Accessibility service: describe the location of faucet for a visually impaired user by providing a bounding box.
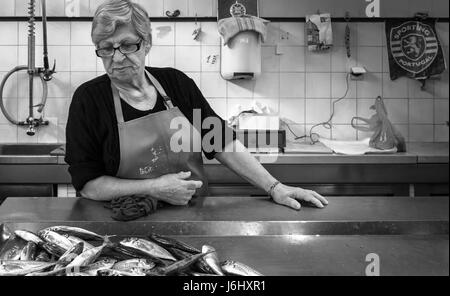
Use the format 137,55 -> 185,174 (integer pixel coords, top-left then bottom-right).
0,0 -> 56,136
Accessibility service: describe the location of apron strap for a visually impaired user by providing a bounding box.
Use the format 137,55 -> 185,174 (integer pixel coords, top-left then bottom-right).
111,70 -> 175,123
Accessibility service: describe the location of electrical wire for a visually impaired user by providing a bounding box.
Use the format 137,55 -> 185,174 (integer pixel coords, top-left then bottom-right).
285,72 -> 351,144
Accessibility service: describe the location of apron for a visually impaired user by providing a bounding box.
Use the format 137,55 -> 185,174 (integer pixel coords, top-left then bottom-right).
111,70 -> 209,197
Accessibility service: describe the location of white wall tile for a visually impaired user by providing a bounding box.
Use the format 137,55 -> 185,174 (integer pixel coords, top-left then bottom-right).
279,98 -> 304,124
17,98 -> 30,125
306,99 -> 330,124
264,22 -> 280,46
356,73 -> 382,98
227,79 -> 254,98
71,22 -> 93,45
253,73 -> 279,98
332,125 -> 357,141
384,99 -> 409,124
175,22 -> 199,46
164,0 -> 188,17
434,125 -> 449,142
152,22 -> 175,46
46,0 -> 65,16
148,46 -> 175,68
37,117 -> 58,143
306,73 -> 331,99
283,123 -> 305,142
0,72 -> 17,98
17,125 -> 37,143
434,99 -> 449,124
188,0 -> 213,17
206,98 -> 227,119
278,23 -> 305,46
332,99 -> 356,124
279,46 -> 305,72
0,98 -> 17,124
306,50 -> 331,72
357,98 -> 376,119
409,125 -> 434,142
383,74 -> 408,99
331,46 -> 357,72
408,79 -> 434,99
70,46 -> 97,71
0,46 -> 18,71
137,0 -> 164,17
0,22 -> 17,45
0,0 -> 14,16
261,46 -> 279,72
358,46 -> 382,73
44,46 -> 71,71
47,22 -> 71,46
394,125 -> 409,142
333,23 -> 357,47
199,22 -> 220,45
201,45 -> 220,72
280,73 -> 304,98
434,72 -> 449,99
306,124 -> 331,140
200,72 -> 226,97
0,124 -> 17,142
57,124 -> 66,143
409,99 -> 434,124
357,23 -> 384,46
44,99 -> 70,124
18,21 -> 43,45
332,73 -> 356,99
47,72 -> 71,98
16,71 -> 43,99
175,46 -> 201,72
77,0 -> 91,17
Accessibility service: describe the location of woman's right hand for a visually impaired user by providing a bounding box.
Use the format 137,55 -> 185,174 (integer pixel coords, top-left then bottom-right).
149,171 -> 203,205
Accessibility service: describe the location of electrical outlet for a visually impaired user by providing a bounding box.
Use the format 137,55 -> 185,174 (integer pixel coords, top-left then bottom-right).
350,66 -> 367,80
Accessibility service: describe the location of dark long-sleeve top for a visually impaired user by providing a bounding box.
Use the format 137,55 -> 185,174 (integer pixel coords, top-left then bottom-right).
65,67 -> 235,192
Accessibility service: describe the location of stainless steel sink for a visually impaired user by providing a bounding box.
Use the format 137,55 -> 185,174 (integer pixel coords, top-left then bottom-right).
0,143 -> 63,156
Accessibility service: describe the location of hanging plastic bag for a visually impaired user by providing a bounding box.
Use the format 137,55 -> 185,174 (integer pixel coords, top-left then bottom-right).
351,96 -> 406,152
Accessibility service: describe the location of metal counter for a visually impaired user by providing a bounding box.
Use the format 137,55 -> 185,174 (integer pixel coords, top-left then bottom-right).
0,196 -> 448,275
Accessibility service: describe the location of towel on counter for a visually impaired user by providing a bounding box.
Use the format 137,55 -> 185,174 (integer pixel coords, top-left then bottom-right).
319,138 -> 398,155
218,15 -> 270,46
306,13 -> 333,51
105,194 -> 159,221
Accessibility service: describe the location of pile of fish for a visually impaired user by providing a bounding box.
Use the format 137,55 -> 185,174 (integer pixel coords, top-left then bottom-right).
0,224 -> 262,276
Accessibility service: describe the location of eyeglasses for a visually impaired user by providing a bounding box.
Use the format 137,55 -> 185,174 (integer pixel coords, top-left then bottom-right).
95,40 -> 142,57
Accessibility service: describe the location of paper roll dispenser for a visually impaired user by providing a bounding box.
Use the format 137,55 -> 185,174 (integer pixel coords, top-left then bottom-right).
218,16 -> 268,80
220,30 -> 261,80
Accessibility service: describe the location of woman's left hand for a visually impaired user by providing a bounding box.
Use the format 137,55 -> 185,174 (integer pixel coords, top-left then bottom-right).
271,183 -> 328,210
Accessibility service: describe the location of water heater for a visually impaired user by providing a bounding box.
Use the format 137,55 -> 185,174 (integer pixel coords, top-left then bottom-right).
220,31 -> 261,80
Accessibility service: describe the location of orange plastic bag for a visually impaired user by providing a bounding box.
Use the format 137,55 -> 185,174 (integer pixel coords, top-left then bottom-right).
351,96 -> 406,152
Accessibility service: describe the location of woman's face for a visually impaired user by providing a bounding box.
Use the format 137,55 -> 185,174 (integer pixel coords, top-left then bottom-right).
97,23 -> 149,83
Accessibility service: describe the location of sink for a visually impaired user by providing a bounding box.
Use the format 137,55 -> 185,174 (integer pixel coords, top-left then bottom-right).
0,144 -> 64,156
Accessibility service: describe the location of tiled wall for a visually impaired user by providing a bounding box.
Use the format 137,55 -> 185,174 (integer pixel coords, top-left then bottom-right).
0,7 -> 449,144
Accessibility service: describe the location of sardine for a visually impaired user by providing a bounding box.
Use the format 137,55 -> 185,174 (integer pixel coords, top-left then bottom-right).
191,272 -> 220,276
35,250 -> 51,262
65,235 -> 94,252
19,242 -> 37,261
220,260 -> 263,276
0,238 -> 27,260
119,237 -> 176,261
14,230 -> 44,246
54,242 -> 84,269
41,241 -> 66,258
44,226 -> 110,241
81,258 -> 117,276
168,247 -> 215,274
0,260 -> 55,276
38,229 -> 73,252
148,233 -> 200,254
112,258 -> 155,271
97,268 -> 146,276
201,245 -> 224,276
66,244 -> 106,267
161,251 -> 211,276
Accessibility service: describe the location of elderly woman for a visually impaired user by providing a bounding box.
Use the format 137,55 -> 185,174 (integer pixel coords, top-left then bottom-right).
65,0 -> 328,210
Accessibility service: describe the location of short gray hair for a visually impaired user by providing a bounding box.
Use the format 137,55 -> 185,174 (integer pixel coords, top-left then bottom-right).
91,0 -> 152,45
